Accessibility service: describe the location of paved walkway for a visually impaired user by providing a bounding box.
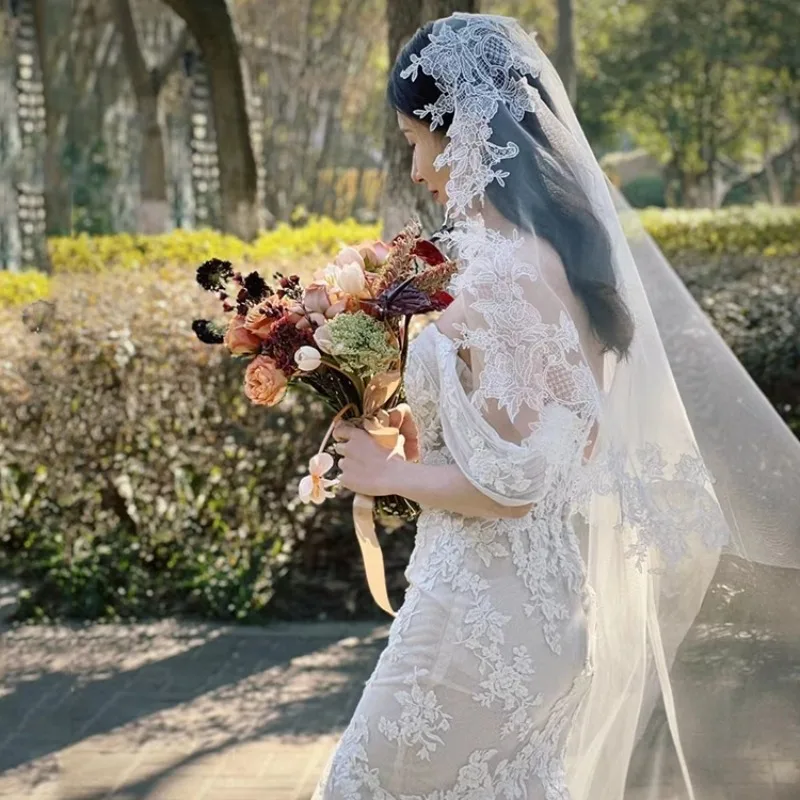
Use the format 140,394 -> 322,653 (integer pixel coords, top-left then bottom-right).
0,561 -> 798,800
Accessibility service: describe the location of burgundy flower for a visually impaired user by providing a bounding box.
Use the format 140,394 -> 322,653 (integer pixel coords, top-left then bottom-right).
243,271 -> 271,304
259,316 -> 316,375
196,259 -> 234,292
411,239 -> 446,266
191,319 -> 226,345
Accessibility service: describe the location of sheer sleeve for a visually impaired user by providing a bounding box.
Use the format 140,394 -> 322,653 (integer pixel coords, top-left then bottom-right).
437,224 -> 602,508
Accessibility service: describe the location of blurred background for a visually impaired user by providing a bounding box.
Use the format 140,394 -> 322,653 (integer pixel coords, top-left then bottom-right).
0,2 -> 798,799
0,0 -> 798,628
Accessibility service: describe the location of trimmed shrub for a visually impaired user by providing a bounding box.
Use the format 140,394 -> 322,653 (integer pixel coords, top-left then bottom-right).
0,271 -> 52,308
639,205 -> 800,259
622,175 -> 667,209
1,208 -> 798,623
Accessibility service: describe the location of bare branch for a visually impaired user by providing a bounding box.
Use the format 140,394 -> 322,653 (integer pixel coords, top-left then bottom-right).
111,0 -> 151,99
154,24 -> 191,88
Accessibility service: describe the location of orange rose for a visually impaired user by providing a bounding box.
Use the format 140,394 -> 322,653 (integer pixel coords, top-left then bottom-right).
224,315 -> 261,355
244,303 -> 279,341
244,355 -> 288,406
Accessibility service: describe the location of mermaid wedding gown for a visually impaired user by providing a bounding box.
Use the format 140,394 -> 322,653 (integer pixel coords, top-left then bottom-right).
311,12 -> 785,798
313,233 -> 603,798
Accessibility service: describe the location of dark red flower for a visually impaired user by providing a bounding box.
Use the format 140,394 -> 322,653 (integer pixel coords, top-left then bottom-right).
429,290 -> 454,310
258,316 -> 316,375
191,319 -> 226,345
411,239 -> 446,266
196,259 -> 234,292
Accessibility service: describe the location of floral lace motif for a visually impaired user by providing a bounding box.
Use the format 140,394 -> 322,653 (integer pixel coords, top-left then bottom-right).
400,14 -> 543,219
378,667 -> 454,761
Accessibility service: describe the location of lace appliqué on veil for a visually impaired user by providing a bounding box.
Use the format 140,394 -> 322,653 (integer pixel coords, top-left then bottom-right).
400,14 -> 544,218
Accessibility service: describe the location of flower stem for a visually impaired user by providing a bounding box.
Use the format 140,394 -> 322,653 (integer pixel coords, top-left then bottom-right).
318,402 -> 359,456
319,359 -> 364,396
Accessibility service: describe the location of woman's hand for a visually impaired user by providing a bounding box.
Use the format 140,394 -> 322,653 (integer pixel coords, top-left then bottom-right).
332,421 -> 407,497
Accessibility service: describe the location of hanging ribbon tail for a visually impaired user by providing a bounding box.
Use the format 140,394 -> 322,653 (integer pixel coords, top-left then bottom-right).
352,493 -> 396,618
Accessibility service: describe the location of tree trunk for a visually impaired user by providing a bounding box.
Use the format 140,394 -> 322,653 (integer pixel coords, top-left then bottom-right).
554,0 -> 577,105
792,138 -> 800,204
161,0 -> 260,241
383,0 -> 479,239
137,93 -> 171,232
422,0 -> 479,21
32,0 -> 70,237
114,0 -> 190,234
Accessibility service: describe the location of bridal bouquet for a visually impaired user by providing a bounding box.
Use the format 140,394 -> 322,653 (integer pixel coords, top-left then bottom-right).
191,220 -> 457,531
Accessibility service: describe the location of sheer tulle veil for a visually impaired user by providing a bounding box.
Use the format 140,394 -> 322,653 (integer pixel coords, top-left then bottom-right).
405,12 -> 800,799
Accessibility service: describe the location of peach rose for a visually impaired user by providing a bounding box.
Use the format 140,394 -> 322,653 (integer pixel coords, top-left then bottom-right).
224,315 -> 262,355
244,303 -> 279,341
244,355 -> 288,406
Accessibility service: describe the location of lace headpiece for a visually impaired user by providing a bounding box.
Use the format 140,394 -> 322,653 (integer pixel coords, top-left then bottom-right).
400,13 -> 544,218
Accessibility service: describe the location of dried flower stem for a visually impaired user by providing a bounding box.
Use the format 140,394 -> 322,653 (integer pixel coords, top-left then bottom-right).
319,359 -> 364,395
318,402 -> 359,456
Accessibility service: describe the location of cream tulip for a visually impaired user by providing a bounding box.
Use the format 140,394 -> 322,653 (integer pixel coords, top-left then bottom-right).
335,262 -> 367,297
295,345 -> 322,372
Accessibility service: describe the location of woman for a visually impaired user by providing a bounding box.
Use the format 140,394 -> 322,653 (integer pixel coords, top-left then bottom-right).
314,13 -> 800,800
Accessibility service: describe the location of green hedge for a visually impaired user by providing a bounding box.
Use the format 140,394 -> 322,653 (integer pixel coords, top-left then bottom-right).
3,207 -> 798,308
1,208 -> 799,622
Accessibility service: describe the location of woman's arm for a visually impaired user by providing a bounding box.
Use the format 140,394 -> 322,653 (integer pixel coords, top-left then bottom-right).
333,422 -> 533,520
385,458 -> 534,520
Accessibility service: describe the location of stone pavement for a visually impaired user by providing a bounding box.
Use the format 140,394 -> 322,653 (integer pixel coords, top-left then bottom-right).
0,619 -> 387,800
0,561 -> 798,800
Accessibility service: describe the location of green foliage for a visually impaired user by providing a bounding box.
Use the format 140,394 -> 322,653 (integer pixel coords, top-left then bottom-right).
675,253 -> 800,435
0,267 -> 341,622
621,176 -> 667,209
638,205 -> 800,258
583,0 -> 793,202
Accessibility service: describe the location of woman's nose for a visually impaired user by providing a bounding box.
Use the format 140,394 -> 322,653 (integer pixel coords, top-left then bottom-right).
410,154 -> 424,185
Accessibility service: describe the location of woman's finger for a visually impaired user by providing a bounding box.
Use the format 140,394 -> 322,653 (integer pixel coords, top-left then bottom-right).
333,441 -> 348,456
332,423 -> 353,442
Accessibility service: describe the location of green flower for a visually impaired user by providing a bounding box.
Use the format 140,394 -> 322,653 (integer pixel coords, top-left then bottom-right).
326,311 -> 398,377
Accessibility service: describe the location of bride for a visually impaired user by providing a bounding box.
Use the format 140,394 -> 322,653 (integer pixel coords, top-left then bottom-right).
313,12 -> 800,800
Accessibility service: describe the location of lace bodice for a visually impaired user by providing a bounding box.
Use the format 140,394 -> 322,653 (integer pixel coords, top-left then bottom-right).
403,321 -> 591,655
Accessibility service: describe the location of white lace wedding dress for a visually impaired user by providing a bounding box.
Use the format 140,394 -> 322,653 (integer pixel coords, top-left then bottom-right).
313,248 -> 601,798
311,12 -> 783,799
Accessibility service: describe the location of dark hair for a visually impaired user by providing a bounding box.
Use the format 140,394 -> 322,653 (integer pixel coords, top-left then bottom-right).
387,22 -> 634,358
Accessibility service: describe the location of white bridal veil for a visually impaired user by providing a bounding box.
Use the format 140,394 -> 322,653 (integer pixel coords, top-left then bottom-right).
405,12 -> 800,799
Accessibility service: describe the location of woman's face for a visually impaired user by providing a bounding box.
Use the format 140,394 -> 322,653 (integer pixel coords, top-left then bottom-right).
396,112 -> 449,205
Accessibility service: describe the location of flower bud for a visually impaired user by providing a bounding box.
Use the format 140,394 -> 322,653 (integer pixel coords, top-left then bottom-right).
295,345 -> 322,372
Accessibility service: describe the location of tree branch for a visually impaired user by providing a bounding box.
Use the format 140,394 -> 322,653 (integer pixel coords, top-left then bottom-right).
154,24 -> 191,89
721,137 -> 799,201
111,0 -> 150,99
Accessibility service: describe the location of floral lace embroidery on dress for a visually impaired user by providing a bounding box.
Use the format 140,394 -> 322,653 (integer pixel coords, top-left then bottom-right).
315,12 -> 733,799
317,326 -> 594,799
